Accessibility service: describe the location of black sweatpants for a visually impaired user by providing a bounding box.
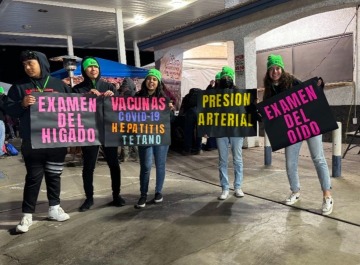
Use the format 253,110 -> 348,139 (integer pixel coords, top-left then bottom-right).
81,145 -> 121,199
21,140 -> 67,213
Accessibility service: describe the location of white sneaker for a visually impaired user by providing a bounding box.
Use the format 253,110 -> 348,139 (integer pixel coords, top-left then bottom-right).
218,190 -> 229,200
285,192 -> 300,205
234,189 -> 244,198
322,197 -> 334,215
48,205 -> 70,222
16,214 -> 33,233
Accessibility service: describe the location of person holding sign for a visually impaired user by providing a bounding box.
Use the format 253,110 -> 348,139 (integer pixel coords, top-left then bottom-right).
4,50 -> 71,233
263,54 -> 333,215
73,56 -> 125,211
216,66 -> 246,200
134,69 -> 171,209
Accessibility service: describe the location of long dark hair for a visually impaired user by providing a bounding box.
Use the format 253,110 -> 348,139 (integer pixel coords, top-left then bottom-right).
263,69 -> 297,99
138,77 -> 166,98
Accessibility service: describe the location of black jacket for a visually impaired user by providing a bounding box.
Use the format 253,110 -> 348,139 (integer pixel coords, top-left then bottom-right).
0,94 -> 6,121
119,77 -> 136,96
72,57 -> 118,95
4,51 -> 69,140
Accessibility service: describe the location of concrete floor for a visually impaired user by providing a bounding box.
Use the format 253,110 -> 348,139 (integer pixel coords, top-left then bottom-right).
0,138 -> 359,265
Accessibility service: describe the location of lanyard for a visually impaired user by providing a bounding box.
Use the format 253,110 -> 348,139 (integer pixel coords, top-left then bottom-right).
34,75 -> 50,92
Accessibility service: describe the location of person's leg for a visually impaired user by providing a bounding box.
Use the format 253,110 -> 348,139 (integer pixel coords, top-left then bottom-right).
284,141 -> 302,205
78,146 -> 99,211
183,111 -> 195,153
21,141 -> 46,213
306,135 -> 333,214
153,145 -> 169,194
216,137 -> 230,199
44,147 -> 69,221
16,141 -> 46,233
104,146 -> 125,206
138,146 -> 153,196
306,135 -> 331,193
285,141 -> 302,193
80,145 -> 99,199
44,147 -> 67,206
135,146 -> 153,208
229,137 -> 244,190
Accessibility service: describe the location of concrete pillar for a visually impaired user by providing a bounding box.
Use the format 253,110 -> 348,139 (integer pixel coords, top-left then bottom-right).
234,36 -> 259,148
133,40 -> 141,67
115,8 -> 127,64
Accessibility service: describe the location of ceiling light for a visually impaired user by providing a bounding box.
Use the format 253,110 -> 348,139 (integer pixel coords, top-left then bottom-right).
170,0 -> 187,9
134,14 -> 146,25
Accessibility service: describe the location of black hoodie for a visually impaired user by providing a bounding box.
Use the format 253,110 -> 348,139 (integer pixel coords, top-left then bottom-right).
72,57 -> 118,95
4,51 -> 70,140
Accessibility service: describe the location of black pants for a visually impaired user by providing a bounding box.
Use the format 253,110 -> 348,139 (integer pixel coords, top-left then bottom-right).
21,140 -> 67,213
81,145 -> 121,199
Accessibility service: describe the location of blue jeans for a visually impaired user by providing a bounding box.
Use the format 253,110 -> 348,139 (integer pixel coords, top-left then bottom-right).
0,121 -> 5,156
216,137 -> 244,191
138,145 -> 169,196
285,135 -> 331,192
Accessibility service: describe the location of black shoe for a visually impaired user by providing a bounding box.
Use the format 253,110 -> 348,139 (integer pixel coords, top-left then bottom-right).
79,198 -> 94,212
111,195 -> 126,207
154,192 -> 163,203
134,196 -> 147,209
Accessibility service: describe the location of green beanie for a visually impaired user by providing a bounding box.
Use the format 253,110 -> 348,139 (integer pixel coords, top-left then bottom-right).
215,72 -> 221,80
82,58 -> 99,70
267,54 -> 284,70
220,66 -> 235,80
0,86 -> 4,94
146,68 -> 162,82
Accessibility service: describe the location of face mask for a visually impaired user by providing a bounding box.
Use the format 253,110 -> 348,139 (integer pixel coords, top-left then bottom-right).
219,78 -> 233,89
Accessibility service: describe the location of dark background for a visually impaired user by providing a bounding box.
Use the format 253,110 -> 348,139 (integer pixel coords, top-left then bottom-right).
0,46 -> 154,83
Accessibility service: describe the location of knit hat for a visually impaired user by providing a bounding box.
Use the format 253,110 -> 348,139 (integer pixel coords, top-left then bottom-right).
215,72 -> 221,80
0,86 -> 4,94
220,66 -> 235,80
267,54 -> 284,70
82,58 -> 99,70
146,69 -> 162,82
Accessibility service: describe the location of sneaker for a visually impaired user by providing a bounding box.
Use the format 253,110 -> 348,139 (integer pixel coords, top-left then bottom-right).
111,195 -> 126,207
285,192 -> 300,205
322,197 -> 334,215
79,198 -> 94,212
48,205 -> 70,221
154,192 -> 163,203
16,214 -> 33,233
218,190 -> 229,200
234,189 -> 244,198
135,196 -> 147,209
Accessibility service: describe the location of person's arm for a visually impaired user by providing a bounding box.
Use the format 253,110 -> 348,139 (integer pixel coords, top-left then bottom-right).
4,85 -> 29,118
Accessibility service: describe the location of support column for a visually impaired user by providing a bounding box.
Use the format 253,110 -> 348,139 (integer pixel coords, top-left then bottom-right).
115,8 -> 127,64
133,40 -> 141,67
234,36 -> 259,148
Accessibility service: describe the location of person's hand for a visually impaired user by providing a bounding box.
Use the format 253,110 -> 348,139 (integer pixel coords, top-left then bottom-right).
22,95 -> 36,108
317,77 -> 324,89
103,90 -> 115,97
90,89 -> 101,96
169,102 -> 175,111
